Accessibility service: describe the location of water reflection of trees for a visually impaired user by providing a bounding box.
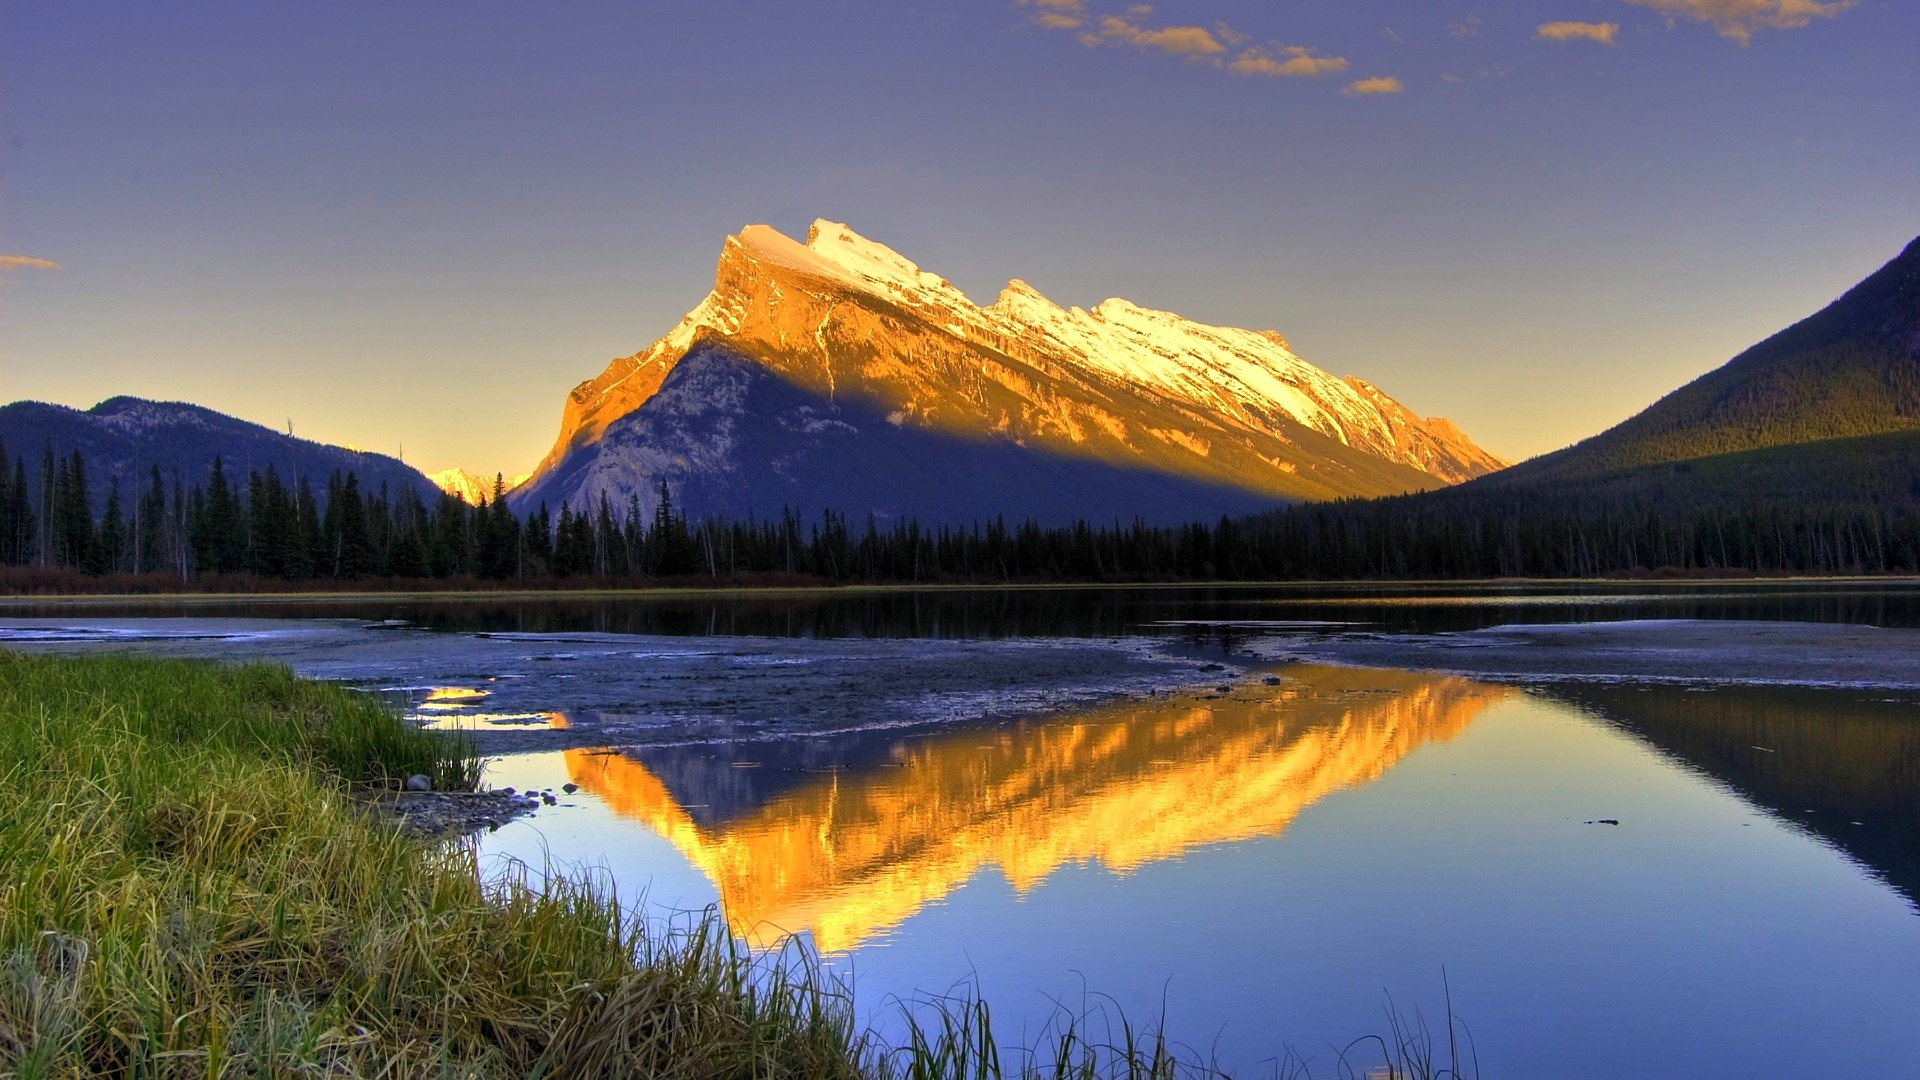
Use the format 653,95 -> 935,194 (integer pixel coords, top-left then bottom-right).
564,666 -> 1511,953
1538,684 -> 1920,910
12,583 -> 1920,638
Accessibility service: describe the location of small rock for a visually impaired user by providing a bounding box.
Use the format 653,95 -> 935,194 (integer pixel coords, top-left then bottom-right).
1262,676 -> 1284,686
541,792 -> 558,806
562,783 -> 579,794
404,774 -> 433,792
1200,663 -> 1226,672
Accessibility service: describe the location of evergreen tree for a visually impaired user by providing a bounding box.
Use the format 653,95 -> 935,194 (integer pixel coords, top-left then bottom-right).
0,438 -> 15,566
94,480 -> 126,575
137,467 -> 167,574
293,475 -> 322,580
428,490 -> 471,577
194,457 -> 244,575
524,502 -> 553,575
323,471 -> 374,578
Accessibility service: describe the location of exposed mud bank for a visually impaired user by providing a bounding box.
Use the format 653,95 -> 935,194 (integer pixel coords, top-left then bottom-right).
1255,619 -> 1920,689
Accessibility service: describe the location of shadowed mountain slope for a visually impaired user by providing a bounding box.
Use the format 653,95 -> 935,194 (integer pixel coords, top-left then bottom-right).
0,396 -> 440,509
531,343 -> 1375,526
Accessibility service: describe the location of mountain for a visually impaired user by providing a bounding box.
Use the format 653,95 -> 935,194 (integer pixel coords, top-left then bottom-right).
1496,235 -> 1920,484
429,467 -> 530,505
0,396 -> 441,509
513,221 -> 1504,524
1230,236 -> 1920,578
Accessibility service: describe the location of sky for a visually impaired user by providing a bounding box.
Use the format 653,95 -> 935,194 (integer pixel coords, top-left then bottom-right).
2,0 -> 1915,476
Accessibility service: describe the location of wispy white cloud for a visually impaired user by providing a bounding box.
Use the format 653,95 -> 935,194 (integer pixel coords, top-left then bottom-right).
1021,3 -> 1359,83
1622,0 -> 1854,44
1449,14 -> 1484,38
1536,20 -> 1621,43
1227,45 -> 1349,78
1343,75 -> 1405,96
0,255 -> 61,271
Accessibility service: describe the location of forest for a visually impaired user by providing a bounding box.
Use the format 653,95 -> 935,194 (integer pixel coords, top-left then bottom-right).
4,434 -> 1919,588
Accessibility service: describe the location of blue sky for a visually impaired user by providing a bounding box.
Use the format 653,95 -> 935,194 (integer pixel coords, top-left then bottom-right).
3,0 -> 1915,475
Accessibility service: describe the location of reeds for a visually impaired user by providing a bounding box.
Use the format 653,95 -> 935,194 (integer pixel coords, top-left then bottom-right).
0,653 -> 1472,1080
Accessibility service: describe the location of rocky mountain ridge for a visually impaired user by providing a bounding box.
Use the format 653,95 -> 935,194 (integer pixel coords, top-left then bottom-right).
516,221 -> 1503,522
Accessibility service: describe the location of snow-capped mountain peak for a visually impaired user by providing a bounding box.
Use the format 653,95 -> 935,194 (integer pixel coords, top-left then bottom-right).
429,467 -> 529,505
518,221 -> 1505,519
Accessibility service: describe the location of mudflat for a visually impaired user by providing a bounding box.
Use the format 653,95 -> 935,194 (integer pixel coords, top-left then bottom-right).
0,618 -> 1241,753
1265,619 -> 1920,689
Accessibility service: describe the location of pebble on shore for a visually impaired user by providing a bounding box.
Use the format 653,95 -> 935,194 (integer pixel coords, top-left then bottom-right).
366,789 -> 541,838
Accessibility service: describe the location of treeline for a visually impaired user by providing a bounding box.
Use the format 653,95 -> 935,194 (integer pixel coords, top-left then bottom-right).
6,438 -> 1920,587
0,441 -> 623,582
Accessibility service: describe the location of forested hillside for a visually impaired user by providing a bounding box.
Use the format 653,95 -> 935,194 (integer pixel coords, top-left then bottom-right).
0,396 -> 439,513
1500,236 -> 1920,481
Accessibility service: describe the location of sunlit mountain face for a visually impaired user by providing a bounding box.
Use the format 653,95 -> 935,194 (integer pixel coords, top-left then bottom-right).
513,222 -> 1505,525
563,665 -> 1512,953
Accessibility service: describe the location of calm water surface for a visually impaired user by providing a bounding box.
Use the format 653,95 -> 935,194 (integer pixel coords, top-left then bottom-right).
12,578 -> 1920,637
476,663 -> 1920,1079
11,583 -> 1920,1076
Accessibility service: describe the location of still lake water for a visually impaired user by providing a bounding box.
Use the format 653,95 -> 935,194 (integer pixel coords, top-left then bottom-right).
9,581 -> 1920,1077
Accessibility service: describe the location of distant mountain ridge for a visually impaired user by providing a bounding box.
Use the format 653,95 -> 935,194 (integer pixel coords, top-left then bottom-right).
1496,235 -> 1920,483
429,467 -> 530,506
1228,235 -> 1920,579
0,396 -> 441,510
514,220 -> 1504,524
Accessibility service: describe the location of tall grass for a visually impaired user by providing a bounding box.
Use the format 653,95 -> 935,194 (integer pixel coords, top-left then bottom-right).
0,653 -> 1472,1080
0,653 -> 865,1079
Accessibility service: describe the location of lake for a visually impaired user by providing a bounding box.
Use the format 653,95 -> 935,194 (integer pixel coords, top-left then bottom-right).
5,581 -> 1919,1078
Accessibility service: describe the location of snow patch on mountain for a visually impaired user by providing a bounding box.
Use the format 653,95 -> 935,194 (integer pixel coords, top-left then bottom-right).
430,467 -> 529,505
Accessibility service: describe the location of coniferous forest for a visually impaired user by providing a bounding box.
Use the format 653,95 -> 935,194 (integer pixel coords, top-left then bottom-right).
4,432 -> 1920,590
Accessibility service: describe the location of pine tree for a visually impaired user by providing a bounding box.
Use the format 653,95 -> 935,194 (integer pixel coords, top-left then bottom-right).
137,467 -> 167,574
194,457 -> 244,575
95,480 -> 126,575
0,438 -> 10,566
293,475 -> 322,580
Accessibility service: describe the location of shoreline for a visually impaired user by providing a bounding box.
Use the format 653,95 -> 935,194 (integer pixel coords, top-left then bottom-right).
4,573 -> 1919,607
1264,619 -> 1920,691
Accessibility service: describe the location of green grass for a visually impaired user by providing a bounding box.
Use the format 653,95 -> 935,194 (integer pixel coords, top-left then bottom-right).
0,653 -> 1471,1080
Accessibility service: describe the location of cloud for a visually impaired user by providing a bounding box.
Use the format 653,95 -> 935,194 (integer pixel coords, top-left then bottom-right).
1622,0 -> 1855,44
1024,2 -> 1362,82
1083,10 -> 1228,56
1022,0 -> 1087,30
0,255 -> 61,271
1450,14 -> 1484,38
1227,45 -> 1349,78
1536,20 -> 1621,43
1343,75 -> 1405,95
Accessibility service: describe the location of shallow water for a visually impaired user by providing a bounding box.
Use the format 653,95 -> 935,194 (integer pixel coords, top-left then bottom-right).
5,587 -> 1919,1077
479,670 -> 1920,1078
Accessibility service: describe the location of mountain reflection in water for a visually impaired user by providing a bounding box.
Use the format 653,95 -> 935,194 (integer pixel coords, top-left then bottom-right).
562,665 -> 1512,952
1538,683 -> 1920,909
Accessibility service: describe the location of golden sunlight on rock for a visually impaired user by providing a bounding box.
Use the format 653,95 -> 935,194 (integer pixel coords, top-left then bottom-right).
564,666 -> 1511,953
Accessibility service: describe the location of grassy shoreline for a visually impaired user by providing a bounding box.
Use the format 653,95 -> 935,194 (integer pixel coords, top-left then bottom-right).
0,653 -> 1469,1079
0,653 -> 871,1079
